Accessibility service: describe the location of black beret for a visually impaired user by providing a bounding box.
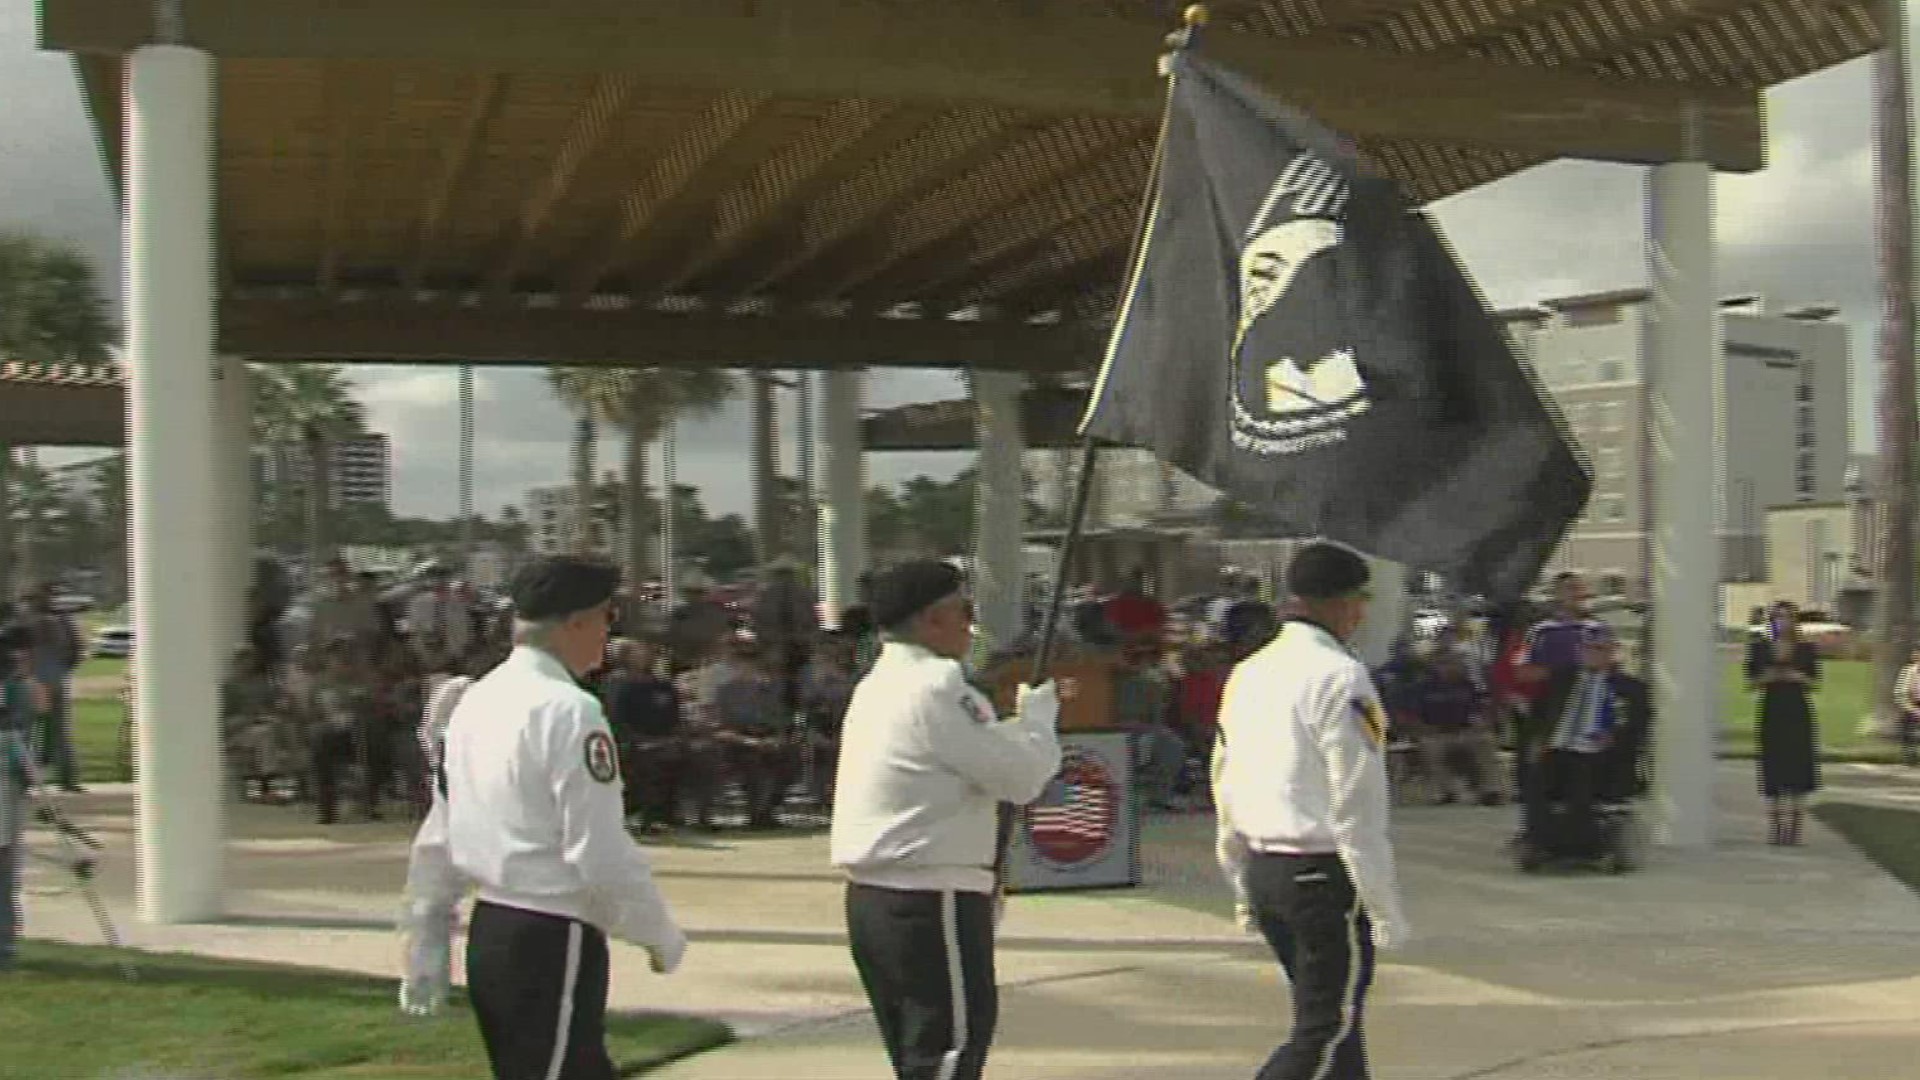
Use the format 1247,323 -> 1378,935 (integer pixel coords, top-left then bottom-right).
511,556 -> 622,622
1286,541 -> 1371,600
870,560 -> 964,630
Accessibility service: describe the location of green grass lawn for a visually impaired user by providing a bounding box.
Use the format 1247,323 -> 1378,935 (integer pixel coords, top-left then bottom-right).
1,941 -> 731,1080
1812,802 -> 1920,895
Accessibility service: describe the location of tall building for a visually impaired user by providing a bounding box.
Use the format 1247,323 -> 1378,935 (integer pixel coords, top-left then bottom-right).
329,434 -> 392,510
524,484 -> 623,559
1500,290 -> 1851,597
262,432 -> 393,511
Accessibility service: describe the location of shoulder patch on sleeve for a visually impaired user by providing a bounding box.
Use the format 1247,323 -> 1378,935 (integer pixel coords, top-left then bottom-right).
959,693 -> 990,724
1352,696 -> 1386,750
584,730 -> 619,784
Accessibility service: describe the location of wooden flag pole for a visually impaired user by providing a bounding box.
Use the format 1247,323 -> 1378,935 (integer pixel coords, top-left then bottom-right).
996,4 -> 1205,898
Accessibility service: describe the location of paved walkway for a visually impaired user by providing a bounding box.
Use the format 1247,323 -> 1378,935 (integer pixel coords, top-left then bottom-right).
19,762 -> 1920,1078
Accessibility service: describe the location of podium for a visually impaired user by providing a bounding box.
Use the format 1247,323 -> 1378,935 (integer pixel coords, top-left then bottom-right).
982,653 -> 1143,893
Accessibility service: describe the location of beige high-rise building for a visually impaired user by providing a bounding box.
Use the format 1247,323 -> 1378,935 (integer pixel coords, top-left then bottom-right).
1499,289 -> 1851,600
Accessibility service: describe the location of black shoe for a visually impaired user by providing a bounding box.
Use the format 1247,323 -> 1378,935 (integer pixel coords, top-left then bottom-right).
1434,793 -> 1458,806
1479,792 -> 1506,808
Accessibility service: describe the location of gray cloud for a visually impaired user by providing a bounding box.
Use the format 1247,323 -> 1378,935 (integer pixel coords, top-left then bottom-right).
1,4 -> 1888,517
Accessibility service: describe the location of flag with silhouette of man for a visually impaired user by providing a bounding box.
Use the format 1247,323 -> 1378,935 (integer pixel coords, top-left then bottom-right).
1079,49 -> 1589,600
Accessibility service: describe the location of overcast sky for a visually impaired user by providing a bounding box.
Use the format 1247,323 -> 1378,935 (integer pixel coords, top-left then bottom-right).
0,0 -> 1888,519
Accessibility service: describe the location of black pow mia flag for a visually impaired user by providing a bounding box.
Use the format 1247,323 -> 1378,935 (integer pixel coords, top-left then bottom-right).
1079,50 -> 1590,601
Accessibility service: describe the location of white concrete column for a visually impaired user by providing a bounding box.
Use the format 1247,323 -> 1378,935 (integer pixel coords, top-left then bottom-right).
971,369 -> 1026,655
1352,557 -> 1408,669
214,355 -> 255,656
126,44 -> 226,923
1646,138 -> 1719,850
819,368 -> 868,627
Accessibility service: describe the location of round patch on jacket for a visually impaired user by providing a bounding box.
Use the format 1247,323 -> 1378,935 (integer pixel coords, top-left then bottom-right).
584,731 -> 619,784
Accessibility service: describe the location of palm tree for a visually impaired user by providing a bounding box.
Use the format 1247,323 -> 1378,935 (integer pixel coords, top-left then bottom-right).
549,367 -> 737,583
0,231 -> 115,601
251,364 -> 366,575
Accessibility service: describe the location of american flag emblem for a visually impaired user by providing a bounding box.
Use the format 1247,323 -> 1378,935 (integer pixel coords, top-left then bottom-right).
1025,749 -> 1119,869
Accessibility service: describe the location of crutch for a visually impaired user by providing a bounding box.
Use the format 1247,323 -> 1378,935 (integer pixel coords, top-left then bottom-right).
9,739 -> 136,981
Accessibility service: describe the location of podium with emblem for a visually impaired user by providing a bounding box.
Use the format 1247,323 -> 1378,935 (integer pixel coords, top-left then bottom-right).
983,653 -> 1143,893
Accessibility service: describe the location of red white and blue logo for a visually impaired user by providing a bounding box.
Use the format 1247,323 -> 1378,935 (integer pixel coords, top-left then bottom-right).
1024,748 -> 1119,871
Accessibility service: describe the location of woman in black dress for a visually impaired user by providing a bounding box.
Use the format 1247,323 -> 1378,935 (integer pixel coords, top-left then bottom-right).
1746,600 -> 1821,846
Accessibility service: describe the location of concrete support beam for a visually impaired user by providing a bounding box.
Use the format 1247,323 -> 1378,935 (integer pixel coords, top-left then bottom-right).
819,369 -> 868,628
1646,137 -> 1719,850
125,43 -> 226,923
971,369 -> 1028,656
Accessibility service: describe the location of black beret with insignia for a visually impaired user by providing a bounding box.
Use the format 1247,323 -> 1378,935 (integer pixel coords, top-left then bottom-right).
870,559 -> 964,631
511,556 -> 622,621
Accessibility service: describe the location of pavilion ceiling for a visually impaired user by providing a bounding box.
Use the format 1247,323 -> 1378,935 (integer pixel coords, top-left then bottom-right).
42,0 -> 1883,372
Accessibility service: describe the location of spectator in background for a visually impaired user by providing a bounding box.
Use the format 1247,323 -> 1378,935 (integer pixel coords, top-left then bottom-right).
1107,591 -> 1187,813
666,585 -> 732,675
406,566 -> 471,668
1411,647 -> 1505,806
753,561 -> 820,718
310,637 -> 376,825
605,638 -> 697,830
799,631 -> 859,809
309,557 -> 380,663
1747,600 -> 1821,846
710,639 -> 797,829
23,583 -> 82,793
1893,644 -> 1920,768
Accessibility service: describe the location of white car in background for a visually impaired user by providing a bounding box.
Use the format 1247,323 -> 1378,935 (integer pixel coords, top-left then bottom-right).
92,625 -> 133,659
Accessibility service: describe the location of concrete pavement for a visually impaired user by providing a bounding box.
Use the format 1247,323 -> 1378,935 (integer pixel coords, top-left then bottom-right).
17,761 -> 1920,1078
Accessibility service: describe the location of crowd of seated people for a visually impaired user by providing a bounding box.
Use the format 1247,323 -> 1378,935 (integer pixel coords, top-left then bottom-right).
591,626 -> 861,832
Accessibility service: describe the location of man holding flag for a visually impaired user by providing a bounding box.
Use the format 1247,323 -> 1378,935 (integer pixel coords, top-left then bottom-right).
1067,14 -> 1589,1078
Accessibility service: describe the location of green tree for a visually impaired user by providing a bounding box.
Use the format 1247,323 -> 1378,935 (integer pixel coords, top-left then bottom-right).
547,367 -> 738,578
250,364 -> 367,570
0,232 -> 115,600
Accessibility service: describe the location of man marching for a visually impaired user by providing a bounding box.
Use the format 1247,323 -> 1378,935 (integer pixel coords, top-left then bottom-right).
830,559 -> 1062,1080
1213,542 -> 1409,1080
399,555 -> 685,1080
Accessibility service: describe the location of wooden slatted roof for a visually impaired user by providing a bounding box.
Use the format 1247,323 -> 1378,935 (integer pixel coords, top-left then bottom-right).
38,0 -> 1884,373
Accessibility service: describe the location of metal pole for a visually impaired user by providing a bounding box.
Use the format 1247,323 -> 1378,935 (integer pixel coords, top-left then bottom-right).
458,365 -> 475,565
797,371 -> 818,575
659,419 -> 677,620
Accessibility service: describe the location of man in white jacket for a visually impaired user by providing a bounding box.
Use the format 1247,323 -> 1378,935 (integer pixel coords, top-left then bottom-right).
1213,541 -> 1408,1080
399,556 -> 684,1080
831,559 -> 1062,1080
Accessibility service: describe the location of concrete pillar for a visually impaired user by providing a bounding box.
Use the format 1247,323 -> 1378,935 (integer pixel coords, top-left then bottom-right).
971,369 -> 1026,655
819,369 -> 868,627
126,44 -> 226,923
214,356 -> 255,657
1352,557 -> 1408,669
1646,132 -> 1719,849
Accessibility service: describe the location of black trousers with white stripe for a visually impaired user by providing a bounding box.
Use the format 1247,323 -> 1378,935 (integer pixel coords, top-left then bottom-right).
467,900 -> 615,1080
845,883 -> 998,1080
1245,853 -> 1376,1080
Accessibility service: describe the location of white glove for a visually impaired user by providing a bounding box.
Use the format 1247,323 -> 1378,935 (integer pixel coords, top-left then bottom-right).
1233,899 -> 1257,936
1370,914 -> 1411,952
1016,680 -> 1060,728
648,926 -> 687,975
397,902 -> 456,1016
